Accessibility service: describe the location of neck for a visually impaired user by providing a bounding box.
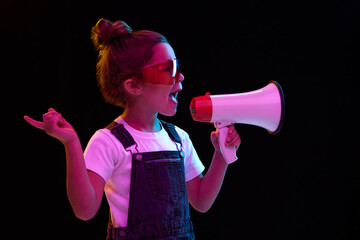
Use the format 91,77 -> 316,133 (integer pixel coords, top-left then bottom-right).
121,107 -> 161,132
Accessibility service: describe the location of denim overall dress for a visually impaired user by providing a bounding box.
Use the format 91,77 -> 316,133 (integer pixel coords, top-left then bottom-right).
106,120 -> 195,240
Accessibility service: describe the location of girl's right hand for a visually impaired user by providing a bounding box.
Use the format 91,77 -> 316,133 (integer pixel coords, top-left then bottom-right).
24,108 -> 78,145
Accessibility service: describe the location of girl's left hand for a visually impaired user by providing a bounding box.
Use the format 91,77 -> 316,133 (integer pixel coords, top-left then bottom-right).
211,125 -> 241,152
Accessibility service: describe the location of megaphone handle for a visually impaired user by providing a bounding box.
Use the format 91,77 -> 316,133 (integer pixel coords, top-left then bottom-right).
215,122 -> 238,164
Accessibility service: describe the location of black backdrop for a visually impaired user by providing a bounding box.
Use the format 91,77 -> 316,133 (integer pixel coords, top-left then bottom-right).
2,1 -> 360,239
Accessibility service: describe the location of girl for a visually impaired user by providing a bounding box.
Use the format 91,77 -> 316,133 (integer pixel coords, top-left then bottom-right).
24,18 -> 240,239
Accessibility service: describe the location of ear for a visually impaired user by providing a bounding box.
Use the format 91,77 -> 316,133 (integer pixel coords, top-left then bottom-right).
123,79 -> 142,96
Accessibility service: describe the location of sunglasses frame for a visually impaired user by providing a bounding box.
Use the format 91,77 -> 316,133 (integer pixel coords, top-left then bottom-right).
140,58 -> 182,85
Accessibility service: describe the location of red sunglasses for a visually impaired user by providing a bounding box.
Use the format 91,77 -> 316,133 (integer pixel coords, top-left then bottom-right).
140,58 -> 182,85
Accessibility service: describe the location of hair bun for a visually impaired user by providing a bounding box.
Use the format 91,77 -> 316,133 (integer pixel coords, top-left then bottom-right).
91,18 -> 133,50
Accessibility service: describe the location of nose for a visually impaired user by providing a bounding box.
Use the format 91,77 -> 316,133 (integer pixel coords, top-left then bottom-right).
175,73 -> 184,90
178,73 -> 185,82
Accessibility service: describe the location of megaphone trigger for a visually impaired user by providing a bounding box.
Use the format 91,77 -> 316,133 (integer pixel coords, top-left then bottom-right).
214,121 -> 233,129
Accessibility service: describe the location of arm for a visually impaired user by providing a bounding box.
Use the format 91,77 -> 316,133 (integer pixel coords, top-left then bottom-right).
64,137 -> 105,220
24,108 -> 104,220
187,125 -> 240,213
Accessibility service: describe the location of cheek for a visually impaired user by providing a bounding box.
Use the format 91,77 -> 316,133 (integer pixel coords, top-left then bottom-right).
142,85 -> 171,102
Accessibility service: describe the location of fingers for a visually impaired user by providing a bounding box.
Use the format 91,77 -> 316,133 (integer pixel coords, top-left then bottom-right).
24,108 -> 61,131
24,115 -> 45,130
225,125 -> 241,147
42,109 -> 64,133
43,108 -> 61,120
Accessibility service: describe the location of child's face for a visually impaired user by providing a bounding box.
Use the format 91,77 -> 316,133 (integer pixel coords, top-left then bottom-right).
139,43 -> 184,117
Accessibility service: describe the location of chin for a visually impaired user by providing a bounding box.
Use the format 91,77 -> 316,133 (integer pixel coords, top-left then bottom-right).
160,108 -> 177,117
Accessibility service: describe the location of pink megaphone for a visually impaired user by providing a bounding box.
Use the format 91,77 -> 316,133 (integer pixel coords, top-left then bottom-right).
189,81 -> 285,164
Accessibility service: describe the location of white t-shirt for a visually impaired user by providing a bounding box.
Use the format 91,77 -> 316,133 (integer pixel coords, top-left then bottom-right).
84,117 -> 205,227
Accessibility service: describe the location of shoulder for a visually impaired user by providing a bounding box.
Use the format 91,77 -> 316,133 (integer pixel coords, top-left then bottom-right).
87,128 -> 119,147
160,120 -> 191,141
171,123 -> 193,149
84,128 -> 127,163
174,125 -> 190,141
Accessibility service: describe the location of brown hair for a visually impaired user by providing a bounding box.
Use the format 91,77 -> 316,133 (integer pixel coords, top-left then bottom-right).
91,18 -> 168,107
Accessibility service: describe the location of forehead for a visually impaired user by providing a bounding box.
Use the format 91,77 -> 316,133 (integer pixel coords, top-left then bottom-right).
145,43 -> 176,68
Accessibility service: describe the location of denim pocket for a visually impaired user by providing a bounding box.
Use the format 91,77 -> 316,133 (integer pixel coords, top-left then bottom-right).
144,159 -> 186,204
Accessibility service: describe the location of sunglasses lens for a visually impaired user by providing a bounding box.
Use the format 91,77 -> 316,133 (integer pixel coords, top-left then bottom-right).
177,59 -> 182,73
174,59 -> 182,83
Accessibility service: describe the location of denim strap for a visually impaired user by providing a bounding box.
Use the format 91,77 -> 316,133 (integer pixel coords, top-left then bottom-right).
159,120 -> 182,144
106,122 -> 136,149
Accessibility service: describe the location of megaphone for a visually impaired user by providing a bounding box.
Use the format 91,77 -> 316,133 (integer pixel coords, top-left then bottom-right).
189,81 -> 285,164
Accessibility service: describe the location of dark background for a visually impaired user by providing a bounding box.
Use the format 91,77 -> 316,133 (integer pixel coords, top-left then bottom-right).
2,1 -> 360,239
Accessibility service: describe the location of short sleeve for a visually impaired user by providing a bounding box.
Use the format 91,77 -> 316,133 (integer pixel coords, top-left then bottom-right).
84,130 -> 118,183
175,127 -> 205,182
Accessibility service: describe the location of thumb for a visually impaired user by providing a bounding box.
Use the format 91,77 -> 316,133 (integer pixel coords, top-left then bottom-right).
211,129 -> 220,139
24,115 -> 45,130
210,129 -> 220,146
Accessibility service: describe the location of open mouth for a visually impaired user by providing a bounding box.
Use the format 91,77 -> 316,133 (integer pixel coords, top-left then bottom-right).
169,91 -> 179,103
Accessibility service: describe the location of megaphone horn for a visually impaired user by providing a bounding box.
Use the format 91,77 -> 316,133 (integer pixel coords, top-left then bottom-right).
189,81 -> 285,163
